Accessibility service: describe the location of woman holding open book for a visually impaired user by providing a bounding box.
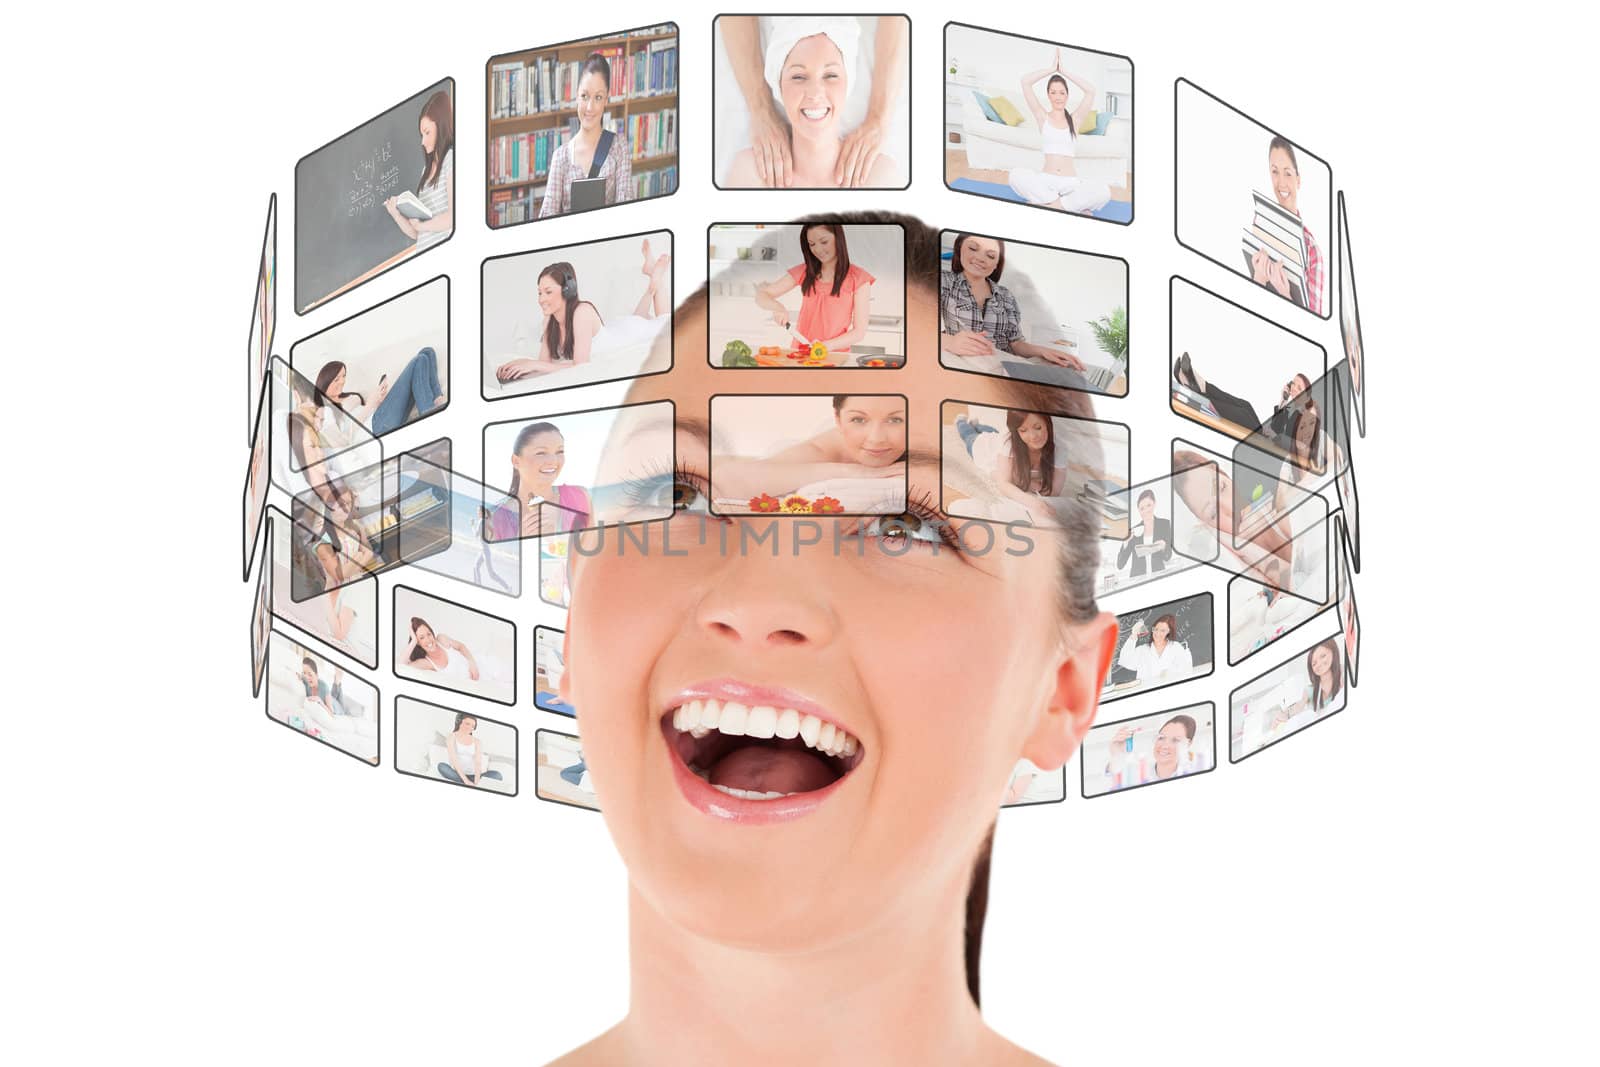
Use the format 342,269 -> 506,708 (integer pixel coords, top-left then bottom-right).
1249,136 -> 1323,314
384,89 -> 454,252
539,53 -> 634,218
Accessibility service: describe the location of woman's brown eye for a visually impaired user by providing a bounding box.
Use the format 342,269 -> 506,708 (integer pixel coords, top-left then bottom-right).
672,482 -> 702,510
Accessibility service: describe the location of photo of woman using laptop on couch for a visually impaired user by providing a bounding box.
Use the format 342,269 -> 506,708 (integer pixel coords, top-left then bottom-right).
542,211 -> 1119,1066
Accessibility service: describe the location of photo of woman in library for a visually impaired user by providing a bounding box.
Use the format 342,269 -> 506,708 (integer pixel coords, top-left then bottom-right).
384,88 -> 454,252
539,53 -> 633,218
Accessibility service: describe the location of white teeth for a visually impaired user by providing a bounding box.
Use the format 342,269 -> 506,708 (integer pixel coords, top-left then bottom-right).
774,708 -> 801,739
745,705 -> 778,739
669,701 -> 860,759
798,714 -> 822,748
801,107 -> 829,119
719,701 -> 749,736
818,722 -> 836,752
841,735 -> 856,757
698,699 -> 722,730
708,783 -> 793,800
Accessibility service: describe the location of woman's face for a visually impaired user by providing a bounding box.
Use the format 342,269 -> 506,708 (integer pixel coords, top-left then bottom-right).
958,237 -> 1001,280
1269,147 -> 1301,215
537,274 -> 566,317
1152,621 -> 1171,645
1138,495 -> 1155,524
419,116 -> 436,155
416,625 -> 438,653
1153,723 -> 1186,763
834,397 -> 905,467
459,717 -> 477,736
1047,79 -> 1069,113
1311,645 -> 1335,680
804,226 -> 838,267
562,284 -> 1112,953
780,34 -> 848,134
329,366 -> 346,396
1015,413 -> 1050,451
513,431 -> 565,492
577,72 -> 609,132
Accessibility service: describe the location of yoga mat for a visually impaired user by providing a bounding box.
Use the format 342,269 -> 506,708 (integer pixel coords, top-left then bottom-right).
948,178 -> 1132,223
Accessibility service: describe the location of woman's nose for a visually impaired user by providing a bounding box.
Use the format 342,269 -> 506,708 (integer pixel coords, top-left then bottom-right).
692,537 -> 840,651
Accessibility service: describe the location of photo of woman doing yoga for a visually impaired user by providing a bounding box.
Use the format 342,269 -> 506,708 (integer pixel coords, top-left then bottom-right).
545,210 -> 1121,1066
539,53 -> 633,218
1005,48 -> 1113,216
495,239 -> 672,383
404,617 -> 480,683
719,16 -> 906,188
489,422 -> 593,539
384,89 -> 454,252
750,224 -> 875,362
441,714 -> 505,788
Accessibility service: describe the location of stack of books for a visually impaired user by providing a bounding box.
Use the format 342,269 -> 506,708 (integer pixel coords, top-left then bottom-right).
1078,479 -> 1129,524
1240,190 -> 1309,308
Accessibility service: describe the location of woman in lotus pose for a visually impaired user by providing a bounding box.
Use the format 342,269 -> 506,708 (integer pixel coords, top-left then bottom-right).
1006,47 -> 1112,216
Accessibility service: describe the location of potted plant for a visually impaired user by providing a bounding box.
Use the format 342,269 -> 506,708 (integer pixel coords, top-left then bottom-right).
1086,306 -> 1128,368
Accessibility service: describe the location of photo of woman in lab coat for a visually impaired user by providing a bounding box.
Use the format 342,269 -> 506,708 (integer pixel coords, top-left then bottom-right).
1116,612 -> 1194,683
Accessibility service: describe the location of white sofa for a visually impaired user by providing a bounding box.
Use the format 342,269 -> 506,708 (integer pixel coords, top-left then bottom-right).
269,659 -> 379,764
958,86 -> 1130,185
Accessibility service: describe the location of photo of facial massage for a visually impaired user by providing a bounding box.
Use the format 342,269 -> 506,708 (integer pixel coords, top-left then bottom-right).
393,585 -> 516,706
1081,702 -> 1216,798
291,276 -> 449,441
534,626 -> 575,717
707,222 -> 905,369
1001,758 -> 1066,807
264,631 -> 379,766
938,230 -> 1128,396
485,231 -> 673,397
1338,192 -> 1366,437
707,393 -> 909,516
245,193 -> 275,443
481,400 -> 675,538
1102,593 -> 1214,703
395,697 -> 518,795
535,729 -> 597,812
268,506 -> 379,668
1170,276 -> 1327,471
943,24 -> 1133,223
1175,78 -> 1332,318
1226,563 -> 1332,666
940,400 -> 1130,534
1169,440 -> 1331,605
713,15 -> 908,189
1338,521 -> 1360,686
1230,634 -> 1346,761
251,551 -> 270,698
487,25 -> 678,227
295,79 -> 455,313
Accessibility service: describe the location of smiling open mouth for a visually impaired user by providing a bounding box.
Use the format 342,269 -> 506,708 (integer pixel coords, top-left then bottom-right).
799,106 -> 832,121
661,699 -> 865,801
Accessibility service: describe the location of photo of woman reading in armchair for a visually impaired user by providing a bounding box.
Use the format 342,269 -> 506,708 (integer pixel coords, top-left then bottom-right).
494,240 -> 672,385
749,223 -> 876,365
383,89 -> 454,253
1006,48 -> 1113,216
539,53 -> 633,219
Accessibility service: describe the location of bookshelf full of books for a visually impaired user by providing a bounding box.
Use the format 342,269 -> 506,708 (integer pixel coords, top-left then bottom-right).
487,25 -> 679,228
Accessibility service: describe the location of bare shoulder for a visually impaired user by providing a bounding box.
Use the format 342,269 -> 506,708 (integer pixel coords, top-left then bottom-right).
542,1024 -> 624,1066
724,148 -> 759,187
981,1026 -> 1060,1067
865,152 -> 901,188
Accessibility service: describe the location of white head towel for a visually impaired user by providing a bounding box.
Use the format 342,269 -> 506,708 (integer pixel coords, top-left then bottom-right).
763,17 -> 861,105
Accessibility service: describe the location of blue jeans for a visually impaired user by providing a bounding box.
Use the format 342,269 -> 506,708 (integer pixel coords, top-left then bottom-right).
559,760 -> 587,786
371,347 -> 442,435
437,763 -> 504,785
954,413 -> 999,457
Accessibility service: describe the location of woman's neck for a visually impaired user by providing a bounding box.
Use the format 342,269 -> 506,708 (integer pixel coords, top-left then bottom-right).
606,878 -> 994,1066
1155,756 -> 1179,778
1152,638 -> 1166,653
963,271 -> 989,291
788,128 -> 844,184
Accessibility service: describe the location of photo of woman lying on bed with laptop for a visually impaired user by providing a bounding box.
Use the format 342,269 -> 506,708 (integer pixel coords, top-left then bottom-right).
488,233 -> 673,396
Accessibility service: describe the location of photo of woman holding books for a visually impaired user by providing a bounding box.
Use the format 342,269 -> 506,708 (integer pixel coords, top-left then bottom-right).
383,89 -> 454,252
539,53 -> 633,217
1246,136 -> 1323,314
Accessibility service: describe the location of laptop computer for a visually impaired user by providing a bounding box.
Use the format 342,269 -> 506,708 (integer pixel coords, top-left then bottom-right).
999,358 -> 1118,394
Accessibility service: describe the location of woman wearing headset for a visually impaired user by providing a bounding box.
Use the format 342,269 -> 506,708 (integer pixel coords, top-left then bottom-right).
1116,613 -> 1194,685
545,212 -> 1120,1065
494,240 -> 673,384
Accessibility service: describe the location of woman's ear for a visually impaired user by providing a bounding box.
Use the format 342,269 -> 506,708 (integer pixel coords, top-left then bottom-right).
1021,611 -> 1119,771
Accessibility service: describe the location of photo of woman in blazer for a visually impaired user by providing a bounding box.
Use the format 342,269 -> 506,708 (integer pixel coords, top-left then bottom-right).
1117,489 -> 1173,577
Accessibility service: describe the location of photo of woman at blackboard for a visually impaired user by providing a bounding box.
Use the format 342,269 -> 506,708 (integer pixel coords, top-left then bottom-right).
384,89 -> 454,251
539,54 -> 633,218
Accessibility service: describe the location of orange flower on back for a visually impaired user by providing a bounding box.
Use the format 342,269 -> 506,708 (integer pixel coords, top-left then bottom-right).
811,496 -> 843,514
749,493 -> 781,513
780,495 -> 812,513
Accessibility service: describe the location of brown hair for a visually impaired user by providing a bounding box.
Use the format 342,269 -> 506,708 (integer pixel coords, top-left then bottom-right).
1306,637 -> 1342,710
951,232 -> 1005,283
418,89 -> 454,192
662,210 -> 1103,1009
798,222 -> 852,297
1268,134 -> 1300,174
1151,613 -> 1179,641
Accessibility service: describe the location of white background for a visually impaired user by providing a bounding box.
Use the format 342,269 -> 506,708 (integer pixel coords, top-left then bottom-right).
8,2 -> 1591,1065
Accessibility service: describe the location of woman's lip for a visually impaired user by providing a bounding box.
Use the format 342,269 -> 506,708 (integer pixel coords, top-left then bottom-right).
658,717 -> 854,825
660,676 -> 855,738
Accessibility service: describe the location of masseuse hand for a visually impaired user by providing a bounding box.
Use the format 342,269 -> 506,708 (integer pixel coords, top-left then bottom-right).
836,113 -> 888,188
748,102 -> 793,188
946,330 -> 996,357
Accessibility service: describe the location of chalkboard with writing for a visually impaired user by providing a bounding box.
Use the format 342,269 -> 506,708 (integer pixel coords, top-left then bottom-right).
1107,590 -> 1215,688
295,78 -> 453,313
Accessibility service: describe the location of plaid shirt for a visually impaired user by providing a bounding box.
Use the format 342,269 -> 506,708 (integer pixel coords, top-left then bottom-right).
940,270 -> 1023,352
539,133 -> 632,218
1302,225 -> 1324,315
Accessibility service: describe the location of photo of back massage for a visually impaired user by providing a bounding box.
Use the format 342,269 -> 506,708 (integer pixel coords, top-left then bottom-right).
708,222 -> 905,368
707,393 -> 909,516
486,232 -> 672,397
535,729 -> 597,812
264,631 -> 379,766
393,585 -> 516,706
1230,635 -> 1345,761
482,401 -> 675,539
941,401 -> 1130,534
713,15 -> 908,189
943,24 -> 1133,223
1081,703 -> 1215,798
396,698 -> 517,795
292,276 -> 448,441
1175,78 -> 1331,318
938,230 -> 1128,396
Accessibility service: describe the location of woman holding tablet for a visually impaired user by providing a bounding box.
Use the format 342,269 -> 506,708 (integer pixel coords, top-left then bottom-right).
539,54 -> 633,218
383,89 -> 454,251
1005,47 -> 1113,216
752,223 -> 874,362
939,233 -> 1086,369
1116,613 -> 1194,683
